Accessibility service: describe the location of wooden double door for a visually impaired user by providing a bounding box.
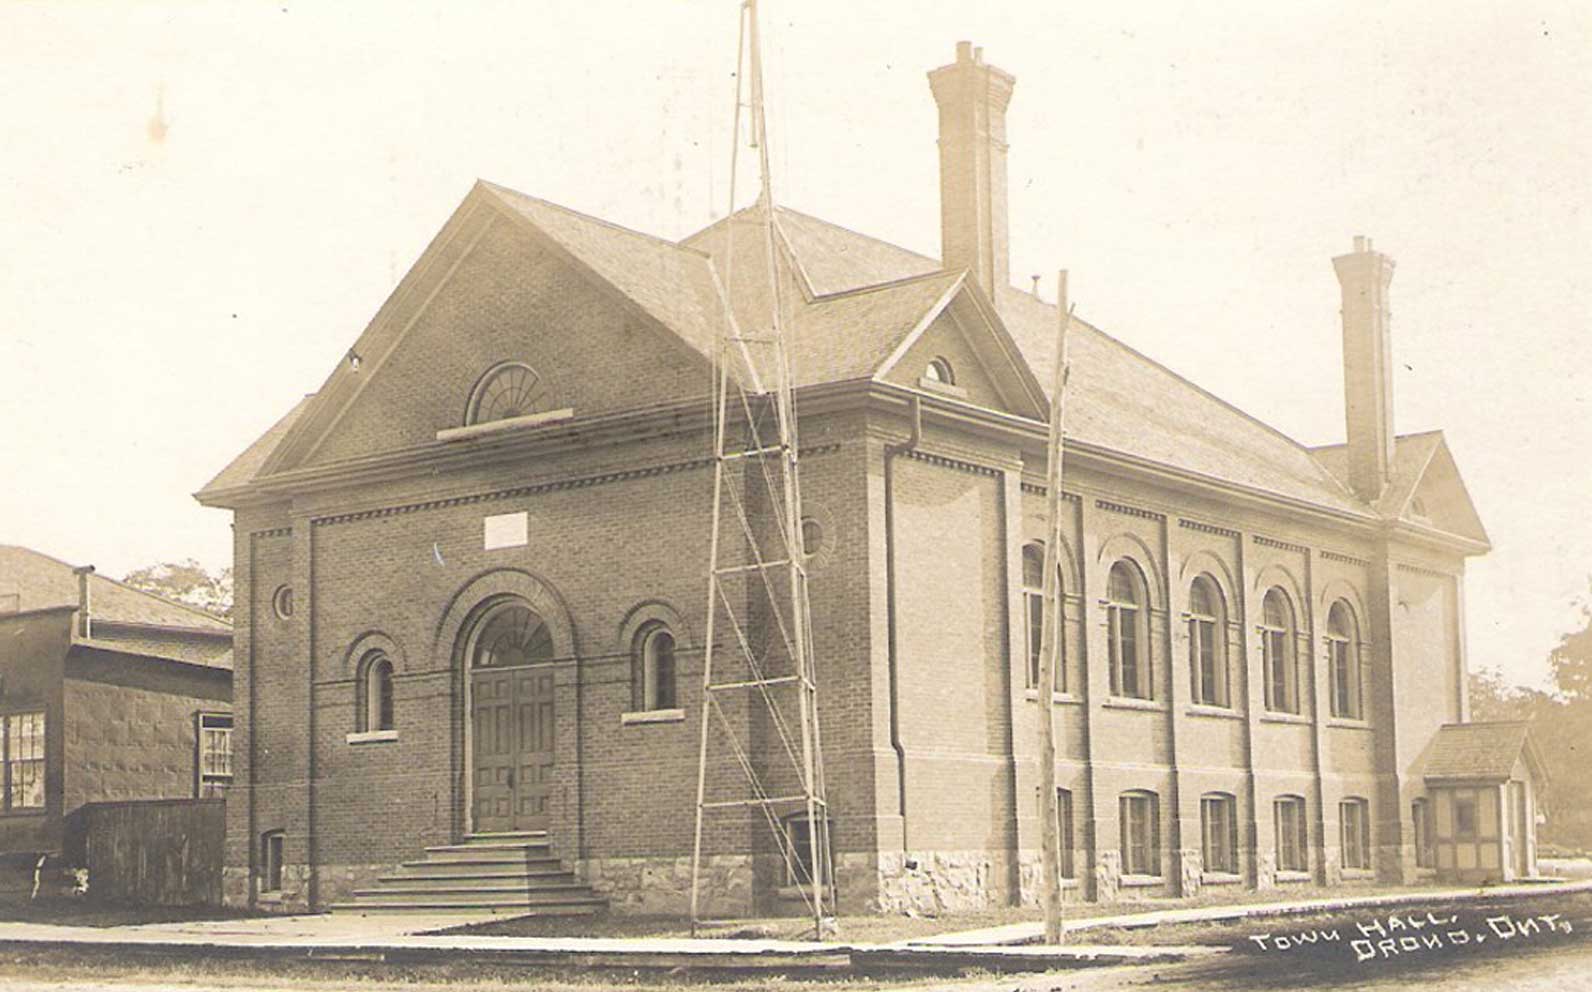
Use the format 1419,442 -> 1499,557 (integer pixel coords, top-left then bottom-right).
471,666 -> 555,833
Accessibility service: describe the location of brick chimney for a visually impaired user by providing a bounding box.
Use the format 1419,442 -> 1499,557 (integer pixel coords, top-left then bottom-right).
1333,236 -> 1397,502
72,564 -> 95,638
928,42 -> 1015,298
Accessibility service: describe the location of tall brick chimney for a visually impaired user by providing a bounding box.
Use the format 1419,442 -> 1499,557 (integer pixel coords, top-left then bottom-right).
928,42 -> 1015,298
1333,236 -> 1397,502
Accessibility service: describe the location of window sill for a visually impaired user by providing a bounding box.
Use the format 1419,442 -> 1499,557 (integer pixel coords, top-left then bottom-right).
1119,873 -> 1164,888
1201,871 -> 1243,886
1276,869 -> 1312,883
257,890 -> 286,903
0,808 -> 46,819
1023,689 -> 1082,705
1104,697 -> 1166,713
620,708 -> 685,726
1186,704 -> 1242,721
346,730 -> 398,745
436,407 -> 575,442
1259,711 -> 1310,726
1326,717 -> 1371,730
916,377 -> 969,400
1341,868 -> 1374,880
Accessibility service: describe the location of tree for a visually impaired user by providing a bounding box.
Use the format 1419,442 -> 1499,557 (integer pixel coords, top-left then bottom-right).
122,559 -> 233,620
1549,577 -> 1592,703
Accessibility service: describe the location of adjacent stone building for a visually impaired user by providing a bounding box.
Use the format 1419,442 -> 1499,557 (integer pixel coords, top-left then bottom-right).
197,42 -> 1537,915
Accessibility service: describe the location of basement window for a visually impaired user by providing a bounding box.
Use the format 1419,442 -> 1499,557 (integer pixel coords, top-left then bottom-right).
261,831 -> 285,893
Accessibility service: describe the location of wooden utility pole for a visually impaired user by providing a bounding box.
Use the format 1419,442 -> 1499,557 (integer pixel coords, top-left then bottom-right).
1036,271 -> 1074,945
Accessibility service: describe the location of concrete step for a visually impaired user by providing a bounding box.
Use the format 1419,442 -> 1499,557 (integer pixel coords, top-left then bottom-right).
422,842 -> 553,862
347,888 -> 606,908
461,831 -> 548,845
381,868 -> 576,885
329,900 -> 603,917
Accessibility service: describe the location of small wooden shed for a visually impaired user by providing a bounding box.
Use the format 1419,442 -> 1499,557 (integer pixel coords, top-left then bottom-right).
1421,721 -> 1547,884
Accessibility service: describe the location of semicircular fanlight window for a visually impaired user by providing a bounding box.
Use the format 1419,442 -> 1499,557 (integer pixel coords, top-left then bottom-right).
471,601 -> 555,668
469,363 -> 541,425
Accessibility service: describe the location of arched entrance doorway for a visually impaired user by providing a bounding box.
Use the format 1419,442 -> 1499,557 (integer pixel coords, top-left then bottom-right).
464,596 -> 556,833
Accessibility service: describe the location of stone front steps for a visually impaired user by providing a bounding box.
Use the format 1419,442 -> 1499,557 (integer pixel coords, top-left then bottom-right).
330,831 -> 607,917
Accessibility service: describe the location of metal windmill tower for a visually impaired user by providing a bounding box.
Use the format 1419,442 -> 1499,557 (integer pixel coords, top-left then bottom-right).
688,0 -> 834,937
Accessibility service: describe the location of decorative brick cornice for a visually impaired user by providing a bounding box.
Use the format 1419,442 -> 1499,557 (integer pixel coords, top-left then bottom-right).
250,526 -> 293,539
1019,481 -> 1081,502
903,448 -> 1000,478
313,457 -> 715,528
1395,561 -> 1456,580
1096,499 -> 1164,522
1320,549 -> 1370,567
1253,534 -> 1309,555
1178,518 -> 1239,538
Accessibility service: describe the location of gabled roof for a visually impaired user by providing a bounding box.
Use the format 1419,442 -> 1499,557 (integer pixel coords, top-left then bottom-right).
0,546 -> 231,634
201,182 -> 1480,538
1311,431 -> 1489,545
1424,721 -> 1546,784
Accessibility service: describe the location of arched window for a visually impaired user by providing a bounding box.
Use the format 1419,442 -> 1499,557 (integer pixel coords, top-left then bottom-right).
470,600 -> 555,668
924,357 -> 955,385
357,651 -> 395,733
466,362 -> 542,426
1340,797 -> 1371,870
1022,543 -> 1064,692
1261,588 -> 1299,714
1274,795 -> 1308,872
634,624 -> 678,711
1188,575 -> 1228,707
1108,560 -> 1151,699
1119,790 -> 1161,877
1201,792 -> 1239,874
1327,601 -> 1362,719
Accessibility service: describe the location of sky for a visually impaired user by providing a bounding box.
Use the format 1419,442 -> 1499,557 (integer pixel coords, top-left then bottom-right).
2,1 -> 1588,690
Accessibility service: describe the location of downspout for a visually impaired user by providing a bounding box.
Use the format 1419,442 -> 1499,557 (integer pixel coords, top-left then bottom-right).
884,394 -> 923,852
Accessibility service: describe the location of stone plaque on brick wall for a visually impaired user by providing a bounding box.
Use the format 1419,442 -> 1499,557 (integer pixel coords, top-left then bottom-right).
483,511 -> 528,550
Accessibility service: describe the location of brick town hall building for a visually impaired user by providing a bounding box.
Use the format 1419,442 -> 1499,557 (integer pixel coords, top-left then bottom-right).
198,43 -> 1541,915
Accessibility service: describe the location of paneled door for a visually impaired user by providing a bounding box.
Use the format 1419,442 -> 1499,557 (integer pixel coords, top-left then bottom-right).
472,667 -> 555,832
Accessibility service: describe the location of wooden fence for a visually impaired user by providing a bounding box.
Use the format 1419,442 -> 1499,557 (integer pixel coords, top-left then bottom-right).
63,798 -> 224,906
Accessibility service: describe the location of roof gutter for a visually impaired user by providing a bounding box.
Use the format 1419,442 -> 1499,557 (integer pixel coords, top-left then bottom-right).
883,393 -> 923,853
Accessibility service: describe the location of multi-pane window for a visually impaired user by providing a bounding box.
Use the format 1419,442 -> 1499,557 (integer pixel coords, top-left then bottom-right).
1023,543 -> 1064,692
1275,796 -> 1308,873
1188,576 -> 1228,707
1341,798 -> 1371,870
1261,589 -> 1299,714
3,712 -> 45,811
261,830 -> 285,893
1107,560 -> 1151,700
1201,793 -> 1239,874
1327,601 -> 1362,719
637,625 -> 678,711
358,652 -> 395,733
196,713 -> 233,798
1055,788 -> 1076,879
1120,790 -> 1161,876
1412,799 -> 1433,869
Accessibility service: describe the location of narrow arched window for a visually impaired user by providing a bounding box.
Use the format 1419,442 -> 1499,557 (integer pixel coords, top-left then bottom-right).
1119,790 -> 1161,877
1200,792 -> 1239,874
1022,543 -> 1064,692
357,651 -> 395,733
1108,560 -> 1150,699
1274,795 -> 1308,872
635,624 -> 678,711
1340,797 -> 1371,870
1188,575 -> 1228,708
1327,601 -> 1362,720
1261,588 -> 1299,714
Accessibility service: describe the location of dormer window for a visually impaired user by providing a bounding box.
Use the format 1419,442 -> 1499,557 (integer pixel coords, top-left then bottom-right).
467,362 -> 542,426
924,357 -> 955,385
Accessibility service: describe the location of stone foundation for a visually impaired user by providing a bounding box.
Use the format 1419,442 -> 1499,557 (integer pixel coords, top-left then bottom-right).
580,855 -> 754,917
873,850 -> 1016,915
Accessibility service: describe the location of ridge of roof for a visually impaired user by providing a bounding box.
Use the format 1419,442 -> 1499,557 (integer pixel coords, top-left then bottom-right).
0,545 -> 231,631
480,180 -> 714,260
